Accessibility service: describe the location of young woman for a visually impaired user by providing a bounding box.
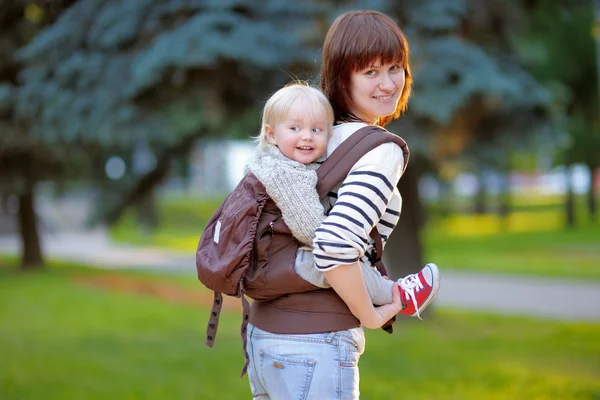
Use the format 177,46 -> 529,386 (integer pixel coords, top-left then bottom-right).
246,10 -> 439,399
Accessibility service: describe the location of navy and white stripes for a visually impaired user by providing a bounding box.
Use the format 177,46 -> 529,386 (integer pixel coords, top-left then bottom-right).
313,123 -> 404,271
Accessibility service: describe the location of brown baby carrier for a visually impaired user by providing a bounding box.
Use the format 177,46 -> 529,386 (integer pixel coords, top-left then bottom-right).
196,125 -> 409,375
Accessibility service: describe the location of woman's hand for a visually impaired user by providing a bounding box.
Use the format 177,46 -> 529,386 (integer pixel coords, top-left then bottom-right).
371,282 -> 404,327
322,263 -> 403,329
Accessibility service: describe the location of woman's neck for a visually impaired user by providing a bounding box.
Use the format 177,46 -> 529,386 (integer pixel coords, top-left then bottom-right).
344,108 -> 378,125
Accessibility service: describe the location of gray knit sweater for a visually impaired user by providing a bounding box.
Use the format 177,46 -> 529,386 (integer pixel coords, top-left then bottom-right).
244,145 -> 394,305
244,145 -> 324,247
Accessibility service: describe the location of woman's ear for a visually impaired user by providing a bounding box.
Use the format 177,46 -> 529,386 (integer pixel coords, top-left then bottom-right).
265,125 -> 277,145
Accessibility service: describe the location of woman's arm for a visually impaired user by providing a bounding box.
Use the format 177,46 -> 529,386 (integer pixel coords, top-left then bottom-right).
323,261 -> 403,329
313,141 -> 405,325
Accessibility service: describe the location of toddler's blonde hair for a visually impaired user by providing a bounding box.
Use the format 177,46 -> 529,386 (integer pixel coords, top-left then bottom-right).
257,82 -> 334,149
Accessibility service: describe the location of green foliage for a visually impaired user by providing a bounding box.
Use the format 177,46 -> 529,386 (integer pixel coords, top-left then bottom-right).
0,84 -> 16,115
4,0 -> 332,234
388,0 -> 553,159
516,0 -> 596,94
402,0 -> 467,33
513,0 -> 598,168
409,37 -> 551,125
14,0 -> 326,145
1,262 -> 598,399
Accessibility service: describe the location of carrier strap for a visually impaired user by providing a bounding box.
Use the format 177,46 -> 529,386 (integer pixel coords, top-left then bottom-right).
206,291 -> 223,348
240,293 -> 251,377
206,288 -> 252,377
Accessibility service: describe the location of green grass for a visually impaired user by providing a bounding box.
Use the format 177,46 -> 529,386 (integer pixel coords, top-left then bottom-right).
425,221 -> 600,280
110,196 -> 224,252
1,260 -> 599,399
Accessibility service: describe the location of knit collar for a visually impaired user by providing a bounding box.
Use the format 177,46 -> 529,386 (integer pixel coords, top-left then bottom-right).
245,144 -> 321,175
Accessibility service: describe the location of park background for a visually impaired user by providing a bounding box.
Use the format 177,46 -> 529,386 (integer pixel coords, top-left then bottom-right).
1,0 -> 599,399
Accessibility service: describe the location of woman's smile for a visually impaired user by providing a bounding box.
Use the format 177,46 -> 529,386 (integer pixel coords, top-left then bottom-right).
373,92 -> 396,102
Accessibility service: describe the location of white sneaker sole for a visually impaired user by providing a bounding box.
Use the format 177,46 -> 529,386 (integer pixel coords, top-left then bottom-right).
411,263 -> 440,317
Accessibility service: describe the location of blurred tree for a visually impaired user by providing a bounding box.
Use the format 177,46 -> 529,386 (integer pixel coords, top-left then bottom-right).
0,0 -> 78,269
513,0 -> 599,226
6,0 -> 329,268
380,0 -> 552,276
3,0 -> 558,277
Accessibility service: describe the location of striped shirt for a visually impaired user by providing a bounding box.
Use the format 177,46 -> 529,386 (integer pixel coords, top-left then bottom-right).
313,122 -> 404,271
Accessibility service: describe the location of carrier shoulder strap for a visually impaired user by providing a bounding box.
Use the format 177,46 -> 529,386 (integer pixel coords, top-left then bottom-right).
316,126 -> 409,199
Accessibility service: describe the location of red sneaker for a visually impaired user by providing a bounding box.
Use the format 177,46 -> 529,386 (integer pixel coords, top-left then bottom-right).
397,263 -> 440,319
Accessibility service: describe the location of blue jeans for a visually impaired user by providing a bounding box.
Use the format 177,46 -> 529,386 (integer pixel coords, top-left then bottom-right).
246,323 -> 366,400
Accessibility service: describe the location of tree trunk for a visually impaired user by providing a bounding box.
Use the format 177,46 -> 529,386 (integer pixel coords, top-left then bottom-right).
383,160 -> 424,280
18,183 -> 44,269
136,188 -> 159,234
564,166 -> 576,229
497,168 -> 511,231
474,171 -> 487,214
586,163 -> 597,221
438,179 -> 454,217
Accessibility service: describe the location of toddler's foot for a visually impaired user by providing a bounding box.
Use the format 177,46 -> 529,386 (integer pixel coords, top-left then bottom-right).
397,263 -> 440,319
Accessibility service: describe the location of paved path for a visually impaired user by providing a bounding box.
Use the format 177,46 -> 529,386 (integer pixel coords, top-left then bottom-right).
1,230 -> 599,322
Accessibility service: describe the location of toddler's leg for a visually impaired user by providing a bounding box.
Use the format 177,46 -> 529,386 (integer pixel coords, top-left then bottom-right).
294,249 -> 329,288
361,262 -> 394,305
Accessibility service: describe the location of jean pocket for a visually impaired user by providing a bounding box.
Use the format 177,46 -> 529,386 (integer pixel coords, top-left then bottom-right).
260,350 -> 316,400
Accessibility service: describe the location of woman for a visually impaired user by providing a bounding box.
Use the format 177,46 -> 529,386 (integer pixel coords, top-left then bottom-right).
246,10 -> 439,399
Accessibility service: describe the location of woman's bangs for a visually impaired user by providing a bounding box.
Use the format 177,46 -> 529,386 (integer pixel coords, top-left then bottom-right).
349,26 -> 405,72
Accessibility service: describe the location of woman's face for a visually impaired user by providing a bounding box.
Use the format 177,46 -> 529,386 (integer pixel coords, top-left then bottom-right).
348,59 -> 406,124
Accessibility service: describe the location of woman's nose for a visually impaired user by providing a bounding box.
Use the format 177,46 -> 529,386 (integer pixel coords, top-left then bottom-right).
379,73 -> 395,91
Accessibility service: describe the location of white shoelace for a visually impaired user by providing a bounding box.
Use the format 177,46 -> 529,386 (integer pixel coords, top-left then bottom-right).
398,273 -> 425,320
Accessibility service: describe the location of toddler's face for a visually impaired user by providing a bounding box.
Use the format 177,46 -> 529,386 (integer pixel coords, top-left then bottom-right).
266,100 -> 329,164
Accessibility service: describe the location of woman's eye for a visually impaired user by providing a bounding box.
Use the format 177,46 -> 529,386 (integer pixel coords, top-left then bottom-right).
390,65 -> 402,72
365,70 -> 376,76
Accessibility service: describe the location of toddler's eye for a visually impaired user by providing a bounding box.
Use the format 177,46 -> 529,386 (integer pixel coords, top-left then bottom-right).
312,127 -> 322,133
290,126 -> 300,132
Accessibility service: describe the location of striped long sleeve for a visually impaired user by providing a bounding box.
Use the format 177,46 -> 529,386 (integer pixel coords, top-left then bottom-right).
312,126 -> 404,271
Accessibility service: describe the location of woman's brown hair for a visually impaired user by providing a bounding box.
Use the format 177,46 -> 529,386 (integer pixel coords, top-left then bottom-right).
320,10 -> 413,127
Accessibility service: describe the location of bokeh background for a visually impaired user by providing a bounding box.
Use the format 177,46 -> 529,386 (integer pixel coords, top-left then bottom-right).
1,0 -> 599,399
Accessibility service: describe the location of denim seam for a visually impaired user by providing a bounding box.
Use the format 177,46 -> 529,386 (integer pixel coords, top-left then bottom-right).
260,349 -> 317,366
336,336 -> 342,399
252,334 -> 335,344
302,361 -> 316,400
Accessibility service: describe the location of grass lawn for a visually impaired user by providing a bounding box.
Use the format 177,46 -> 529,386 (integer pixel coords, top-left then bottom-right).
425,221 -> 600,280
1,259 -> 599,399
110,195 -> 600,281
